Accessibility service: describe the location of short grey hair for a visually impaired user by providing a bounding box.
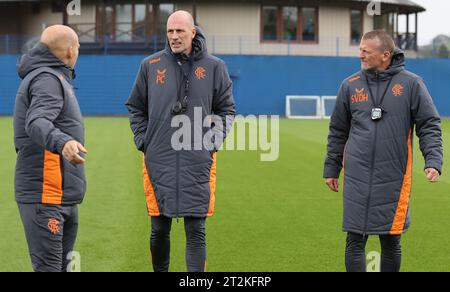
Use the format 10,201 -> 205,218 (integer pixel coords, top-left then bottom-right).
362,30 -> 395,53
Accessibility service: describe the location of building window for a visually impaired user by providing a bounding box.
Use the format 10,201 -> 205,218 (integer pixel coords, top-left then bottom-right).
302,7 -> 317,42
283,7 -> 298,41
351,10 -> 363,45
134,4 -> 147,40
157,4 -> 175,36
116,3 -> 150,42
52,1 -> 64,13
116,4 -> 133,41
374,13 -> 397,37
262,6 -> 278,41
102,5 -> 115,37
261,6 -> 318,43
94,2 -> 156,42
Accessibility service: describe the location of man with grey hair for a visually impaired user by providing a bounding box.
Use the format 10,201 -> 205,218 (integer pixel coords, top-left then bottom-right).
126,10 -> 235,272
324,30 -> 443,272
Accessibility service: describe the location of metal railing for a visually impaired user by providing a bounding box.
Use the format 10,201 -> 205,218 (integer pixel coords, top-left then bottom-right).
0,33 -> 443,58
0,35 -> 39,55
70,22 -> 151,43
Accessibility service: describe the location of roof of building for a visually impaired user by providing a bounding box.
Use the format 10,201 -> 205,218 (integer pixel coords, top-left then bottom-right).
346,0 -> 425,13
0,0 -> 426,14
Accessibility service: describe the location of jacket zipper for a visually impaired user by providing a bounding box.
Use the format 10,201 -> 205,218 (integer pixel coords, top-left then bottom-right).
363,71 -> 380,237
176,151 -> 180,222
174,61 -> 182,223
174,58 -> 192,223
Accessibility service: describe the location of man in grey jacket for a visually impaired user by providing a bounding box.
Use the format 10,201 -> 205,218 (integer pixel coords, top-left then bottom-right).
126,11 -> 235,272
324,30 -> 443,272
14,25 -> 86,272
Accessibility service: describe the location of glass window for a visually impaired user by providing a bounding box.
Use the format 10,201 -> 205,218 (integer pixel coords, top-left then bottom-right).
351,10 -> 362,44
96,3 -> 151,42
262,6 -> 278,41
51,1 -> 64,13
103,5 -> 114,37
116,4 -> 132,41
158,4 -> 175,36
261,6 -> 318,43
373,12 -> 397,44
374,15 -> 381,30
283,7 -> 298,41
134,4 -> 147,40
302,7 -> 317,42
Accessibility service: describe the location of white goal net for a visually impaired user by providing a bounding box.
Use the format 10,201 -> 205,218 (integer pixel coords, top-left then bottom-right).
286,95 -> 337,119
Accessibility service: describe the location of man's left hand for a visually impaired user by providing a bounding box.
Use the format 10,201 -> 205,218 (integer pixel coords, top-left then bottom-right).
425,168 -> 440,183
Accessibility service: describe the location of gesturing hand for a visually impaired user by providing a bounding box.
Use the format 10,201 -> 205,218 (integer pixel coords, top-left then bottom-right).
62,140 -> 88,165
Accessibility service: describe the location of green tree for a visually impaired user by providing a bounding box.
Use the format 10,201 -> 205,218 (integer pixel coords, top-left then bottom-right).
438,44 -> 450,58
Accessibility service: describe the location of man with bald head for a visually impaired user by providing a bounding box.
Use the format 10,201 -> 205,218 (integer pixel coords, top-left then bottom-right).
126,11 -> 235,272
14,25 -> 87,272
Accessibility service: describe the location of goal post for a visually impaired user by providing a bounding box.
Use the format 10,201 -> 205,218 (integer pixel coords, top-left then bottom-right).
285,95 -> 337,119
321,96 -> 337,119
285,96 -> 322,119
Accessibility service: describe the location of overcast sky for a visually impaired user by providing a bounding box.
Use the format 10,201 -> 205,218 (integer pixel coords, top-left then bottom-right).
408,0 -> 450,45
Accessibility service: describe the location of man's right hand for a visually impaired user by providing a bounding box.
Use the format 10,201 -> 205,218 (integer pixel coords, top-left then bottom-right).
62,140 -> 88,164
325,178 -> 339,192
425,168 -> 440,183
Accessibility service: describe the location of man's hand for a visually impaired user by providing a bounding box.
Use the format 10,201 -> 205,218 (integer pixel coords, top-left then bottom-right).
425,168 -> 440,183
62,140 -> 88,165
325,178 -> 339,192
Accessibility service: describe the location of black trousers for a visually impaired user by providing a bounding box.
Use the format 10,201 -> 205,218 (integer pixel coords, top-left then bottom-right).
150,216 -> 206,272
18,203 -> 78,272
345,232 -> 402,272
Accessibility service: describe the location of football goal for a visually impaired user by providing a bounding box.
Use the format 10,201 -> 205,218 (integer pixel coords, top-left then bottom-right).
286,95 -> 337,119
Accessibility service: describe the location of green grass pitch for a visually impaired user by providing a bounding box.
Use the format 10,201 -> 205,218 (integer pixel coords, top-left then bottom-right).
0,117 -> 448,272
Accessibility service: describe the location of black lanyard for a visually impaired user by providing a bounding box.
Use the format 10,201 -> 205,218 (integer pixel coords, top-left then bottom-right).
172,56 -> 194,115
177,57 -> 194,103
363,73 -> 394,108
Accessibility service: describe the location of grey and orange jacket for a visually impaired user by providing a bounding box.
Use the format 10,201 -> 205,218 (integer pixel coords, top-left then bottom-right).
14,42 -> 86,205
125,28 -> 236,218
324,48 -> 443,235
